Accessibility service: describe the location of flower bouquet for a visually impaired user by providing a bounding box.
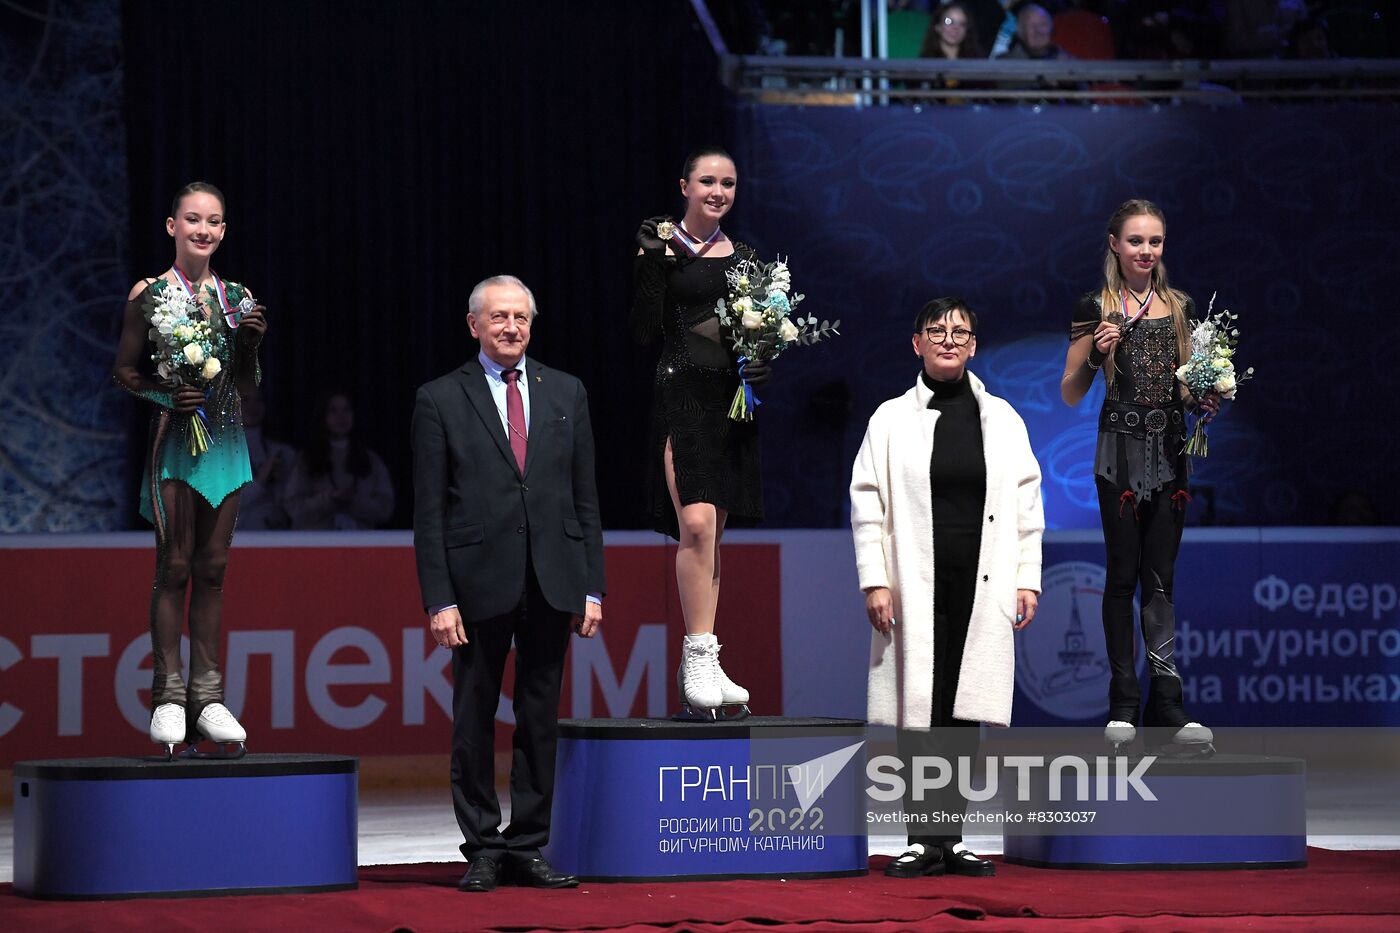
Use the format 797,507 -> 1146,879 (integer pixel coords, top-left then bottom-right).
1174,293 -> 1253,457
715,257 -> 840,421
145,281 -> 227,455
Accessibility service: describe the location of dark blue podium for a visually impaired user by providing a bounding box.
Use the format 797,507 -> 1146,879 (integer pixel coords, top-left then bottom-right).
1001,754 -> 1307,870
546,717 -> 869,881
12,754 -> 358,898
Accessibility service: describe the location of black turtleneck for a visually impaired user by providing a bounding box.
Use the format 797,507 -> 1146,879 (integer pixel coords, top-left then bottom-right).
923,370 -> 985,566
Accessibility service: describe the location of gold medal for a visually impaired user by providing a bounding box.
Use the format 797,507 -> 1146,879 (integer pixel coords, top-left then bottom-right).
656,220 -> 675,240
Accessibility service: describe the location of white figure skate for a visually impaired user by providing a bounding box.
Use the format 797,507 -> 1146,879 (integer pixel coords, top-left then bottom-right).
674,634 -> 750,721
186,702 -> 247,759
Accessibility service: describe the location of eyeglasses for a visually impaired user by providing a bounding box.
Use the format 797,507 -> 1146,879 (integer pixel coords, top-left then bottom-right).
920,325 -> 974,346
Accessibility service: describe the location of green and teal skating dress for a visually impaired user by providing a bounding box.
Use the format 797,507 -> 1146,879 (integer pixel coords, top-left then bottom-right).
130,278 -> 257,538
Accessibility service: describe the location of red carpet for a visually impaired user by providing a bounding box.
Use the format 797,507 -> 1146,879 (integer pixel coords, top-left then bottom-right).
2,849 -> 1397,932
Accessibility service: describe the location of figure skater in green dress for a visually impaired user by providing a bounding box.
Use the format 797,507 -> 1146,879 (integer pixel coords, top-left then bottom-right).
112,182 -> 267,757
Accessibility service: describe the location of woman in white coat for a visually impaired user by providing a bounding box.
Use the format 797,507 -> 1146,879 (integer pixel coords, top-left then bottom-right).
850,297 -> 1044,879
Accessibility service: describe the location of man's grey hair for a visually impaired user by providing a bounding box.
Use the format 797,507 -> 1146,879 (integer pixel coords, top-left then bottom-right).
468,275 -> 538,319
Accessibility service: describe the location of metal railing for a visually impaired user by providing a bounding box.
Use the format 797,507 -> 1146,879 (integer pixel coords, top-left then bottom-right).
685,0 -> 1400,104
718,55 -> 1400,103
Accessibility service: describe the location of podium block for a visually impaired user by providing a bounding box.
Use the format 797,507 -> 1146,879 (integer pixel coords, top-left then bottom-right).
13,754 -> 358,898
547,717 -> 868,881
1001,754 -> 1306,869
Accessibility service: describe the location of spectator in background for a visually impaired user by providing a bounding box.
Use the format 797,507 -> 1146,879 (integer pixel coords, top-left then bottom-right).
996,3 -> 1073,59
286,391 -> 395,529
1287,15 -> 1333,59
238,387 -> 295,530
920,2 -> 987,58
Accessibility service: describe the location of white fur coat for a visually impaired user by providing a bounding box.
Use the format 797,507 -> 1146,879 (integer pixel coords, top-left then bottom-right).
850,371 -> 1044,728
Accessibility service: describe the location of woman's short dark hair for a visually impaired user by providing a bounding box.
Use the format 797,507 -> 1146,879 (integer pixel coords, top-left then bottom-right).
914,296 -> 977,334
681,146 -> 733,180
171,181 -> 226,217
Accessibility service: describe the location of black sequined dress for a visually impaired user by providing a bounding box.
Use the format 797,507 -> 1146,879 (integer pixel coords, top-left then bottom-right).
632,246 -> 764,539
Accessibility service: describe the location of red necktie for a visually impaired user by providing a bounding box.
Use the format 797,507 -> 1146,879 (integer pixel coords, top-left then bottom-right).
503,369 -> 527,472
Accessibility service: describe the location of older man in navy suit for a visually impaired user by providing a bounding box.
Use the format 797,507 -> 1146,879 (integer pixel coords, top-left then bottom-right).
412,274 -> 605,893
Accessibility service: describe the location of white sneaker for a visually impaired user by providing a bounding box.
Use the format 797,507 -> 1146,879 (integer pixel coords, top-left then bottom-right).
709,636 -> 750,706
150,703 -> 185,747
678,635 -> 723,711
196,703 -> 247,744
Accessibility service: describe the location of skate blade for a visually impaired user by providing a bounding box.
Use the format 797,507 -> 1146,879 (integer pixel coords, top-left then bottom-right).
142,742 -> 181,762
180,741 -> 248,760
672,704 -> 719,722
1145,741 -> 1216,759
671,703 -> 751,722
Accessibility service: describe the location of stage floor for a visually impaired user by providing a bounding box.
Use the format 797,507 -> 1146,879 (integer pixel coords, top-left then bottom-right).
2,783 -> 1397,884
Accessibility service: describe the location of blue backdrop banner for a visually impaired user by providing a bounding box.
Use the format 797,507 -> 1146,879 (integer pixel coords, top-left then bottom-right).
1016,531 -> 1400,726
728,102 -> 1399,530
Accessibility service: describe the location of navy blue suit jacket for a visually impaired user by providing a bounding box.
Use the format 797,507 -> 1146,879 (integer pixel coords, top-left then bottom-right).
411,356 -> 605,621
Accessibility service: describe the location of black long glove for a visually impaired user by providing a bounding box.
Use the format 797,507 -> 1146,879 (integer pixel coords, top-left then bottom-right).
635,215 -> 672,259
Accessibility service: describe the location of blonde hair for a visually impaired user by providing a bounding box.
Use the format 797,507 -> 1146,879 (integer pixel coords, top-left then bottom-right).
1096,199 -> 1191,388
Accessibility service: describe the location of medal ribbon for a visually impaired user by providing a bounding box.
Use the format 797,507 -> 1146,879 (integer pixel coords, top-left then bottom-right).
1118,285 -> 1155,330
671,221 -> 723,257
214,276 -> 241,328
172,266 -> 238,327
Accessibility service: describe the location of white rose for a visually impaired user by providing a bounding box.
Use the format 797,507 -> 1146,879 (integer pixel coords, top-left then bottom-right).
741,309 -> 763,330
1212,356 -> 1230,369
778,318 -> 799,342
732,296 -> 753,315
737,275 -> 749,289
1214,373 -> 1236,398
157,318 -> 175,335
183,343 -> 205,365
1175,364 -> 1190,382
201,357 -> 222,380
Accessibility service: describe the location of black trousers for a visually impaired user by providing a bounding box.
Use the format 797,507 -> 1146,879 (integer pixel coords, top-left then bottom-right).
451,563 -> 572,860
898,549 -> 980,847
1096,475 -> 1187,723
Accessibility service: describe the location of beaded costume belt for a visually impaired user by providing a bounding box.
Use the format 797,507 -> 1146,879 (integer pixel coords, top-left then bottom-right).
1098,400 -> 1186,440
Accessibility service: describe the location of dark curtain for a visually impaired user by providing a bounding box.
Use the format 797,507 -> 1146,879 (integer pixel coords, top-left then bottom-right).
121,0 -> 731,529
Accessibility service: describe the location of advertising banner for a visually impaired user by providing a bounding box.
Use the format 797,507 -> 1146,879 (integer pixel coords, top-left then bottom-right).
2,527 -> 1396,767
